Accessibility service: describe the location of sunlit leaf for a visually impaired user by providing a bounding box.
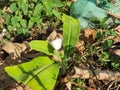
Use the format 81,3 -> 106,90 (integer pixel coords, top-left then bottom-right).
29,40 -> 56,55
62,14 -> 80,58
5,56 -> 59,90
10,3 -> 18,12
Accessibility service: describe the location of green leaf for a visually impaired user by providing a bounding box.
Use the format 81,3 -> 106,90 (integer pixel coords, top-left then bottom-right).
28,18 -> 34,28
62,14 -> 80,58
96,30 -> 104,39
53,9 -> 61,20
6,15 -> 11,25
29,40 -> 56,55
17,28 -> 28,34
101,51 -> 109,60
0,9 -> 3,14
8,25 -> 14,32
10,3 -> 18,12
16,28 -> 23,34
22,28 -> 28,34
41,0 -> 63,15
22,4 -> 28,15
103,39 -> 113,49
9,0 -> 17,2
11,16 -> 18,26
20,19 -> 27,28
111,62 -> 119,69
17,0 -> 22,8
5,56 -> 59,90
105,30 -> 118,37
41,0 -> 63,8
33,3 -> 43,17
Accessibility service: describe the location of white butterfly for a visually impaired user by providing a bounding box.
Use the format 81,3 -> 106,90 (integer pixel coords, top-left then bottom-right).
50,38 -> 63,50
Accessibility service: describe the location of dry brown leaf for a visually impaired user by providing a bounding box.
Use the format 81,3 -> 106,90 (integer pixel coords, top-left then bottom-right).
47,30 -> 57,41
107,11 -> 120,19
66,82 -> 72,90
112,37 -> 120,44
75,40 -> 85,52
71,67 -> 120,81
47,30 -> 63,41
0,41 -> 30,59
80,29 -> 96,44
112,49 -> 120,56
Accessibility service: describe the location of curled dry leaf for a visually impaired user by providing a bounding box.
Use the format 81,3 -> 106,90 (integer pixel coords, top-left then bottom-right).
75,40 -> 85,52
0,41 -> 30,59
47,30 -> 57,41
80,28 -> 96,44
71,67 -> 120,81
47,30 -> 63,41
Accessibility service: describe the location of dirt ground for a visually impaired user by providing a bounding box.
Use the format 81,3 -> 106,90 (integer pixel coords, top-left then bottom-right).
0,54 -> 32,90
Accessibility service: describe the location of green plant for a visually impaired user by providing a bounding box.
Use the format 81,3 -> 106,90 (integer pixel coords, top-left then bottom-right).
80,29 -> 119,67
2,0 -> 70,36
5,14 -> 80,90
69,78 -> 86,90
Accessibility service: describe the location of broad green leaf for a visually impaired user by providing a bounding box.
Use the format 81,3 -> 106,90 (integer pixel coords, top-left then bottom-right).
11,16 -> 18,26
8,25 -> 14,32
17,28 -> 28,34
10,3 -> 18,12
22,4 -> 28,15
6,15 -> 11,25
9,0 -> 17,2
17,0 -> 22,8
29,40 -> 56,55
41,0 -> 63,15
62,14 -> 80,58
16,28 -> 23,34
0,9 -> 3,14
41,0 -> 63,8
28,19 -> 34,28
33,4 -> 43,17
22,28 -> 28,34
5,56 -> 59,90
20,19 -> 27,28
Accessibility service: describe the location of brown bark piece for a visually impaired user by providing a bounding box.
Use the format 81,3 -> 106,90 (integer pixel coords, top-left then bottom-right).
71,67 -> 120,81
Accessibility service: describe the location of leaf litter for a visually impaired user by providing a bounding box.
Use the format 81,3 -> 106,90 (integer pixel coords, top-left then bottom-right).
1,0 -> 120,90
1,27 -> 120,90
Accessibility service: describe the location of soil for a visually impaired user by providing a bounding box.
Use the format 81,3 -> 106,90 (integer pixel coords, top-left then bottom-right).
0,54 -> 31,90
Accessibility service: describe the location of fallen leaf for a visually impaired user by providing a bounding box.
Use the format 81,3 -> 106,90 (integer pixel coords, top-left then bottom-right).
66,82 -> 72,90
112,49 -> 120,56
112,37 -> 120,44
0,41 -> 30,59
47,30 -> 57,41
80,29 -> 96,44
75,40 -> 85,52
